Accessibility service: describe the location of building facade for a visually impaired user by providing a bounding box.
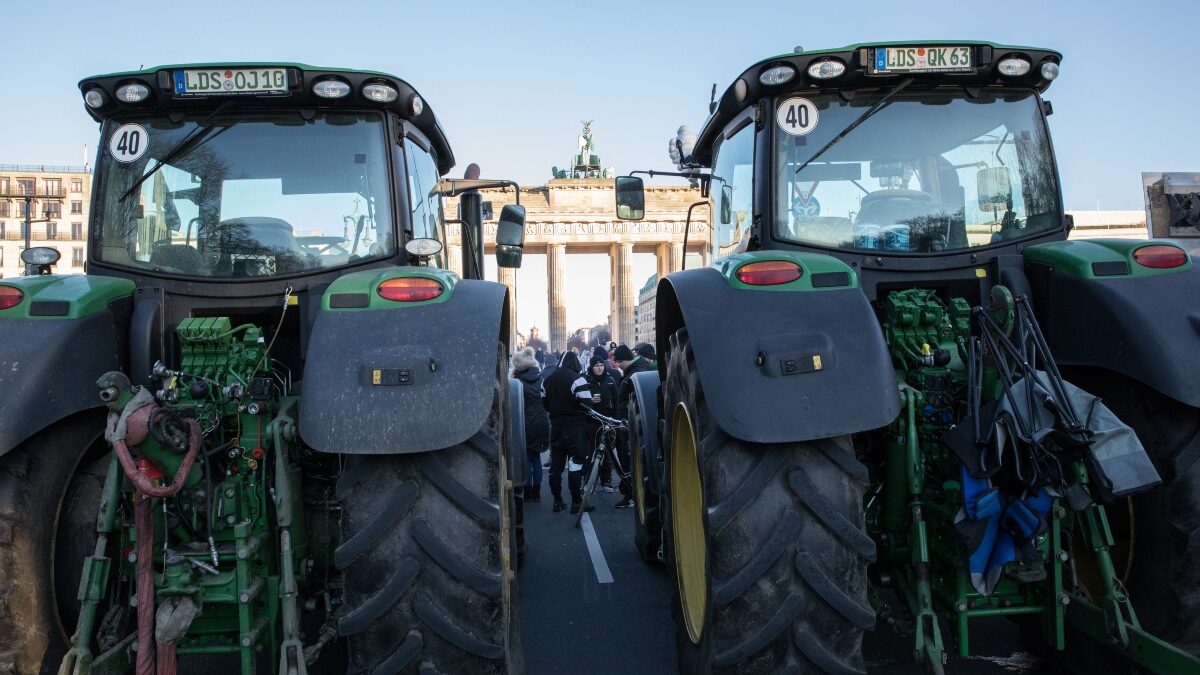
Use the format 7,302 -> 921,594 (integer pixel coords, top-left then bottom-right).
0,165 -> 91,277
634,273 -> 656,346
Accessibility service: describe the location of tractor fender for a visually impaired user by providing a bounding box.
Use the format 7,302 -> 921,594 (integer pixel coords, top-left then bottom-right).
299,276 -> 509,454
629,369 -> 663,492
507,377 -> 527,485
655,264 -> 900,444
0,275 -> 133,457
1025,243 -> 1200,407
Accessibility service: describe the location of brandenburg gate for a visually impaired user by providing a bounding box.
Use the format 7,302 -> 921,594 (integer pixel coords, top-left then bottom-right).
444,178 -> 708,351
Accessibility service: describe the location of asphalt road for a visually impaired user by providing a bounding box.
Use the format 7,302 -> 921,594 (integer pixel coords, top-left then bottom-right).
516,483 -> 1054,675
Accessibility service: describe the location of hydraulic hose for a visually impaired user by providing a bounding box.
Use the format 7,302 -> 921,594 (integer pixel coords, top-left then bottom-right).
115,417 -> 201,675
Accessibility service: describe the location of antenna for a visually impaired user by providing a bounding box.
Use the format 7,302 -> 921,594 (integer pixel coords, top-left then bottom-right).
708,83 -> 718,114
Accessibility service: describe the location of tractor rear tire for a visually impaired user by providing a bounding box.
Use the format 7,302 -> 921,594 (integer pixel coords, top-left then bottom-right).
662,328 -> 875,675
336,348 -> 520,674
0,411 -> 109,675
629,392 -> 662,564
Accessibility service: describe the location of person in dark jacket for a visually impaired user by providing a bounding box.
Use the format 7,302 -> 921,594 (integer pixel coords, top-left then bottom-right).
543,351 -> 596,513
512,347 -> 549,502
584,354 -> 620,491
611,343 -> 657,508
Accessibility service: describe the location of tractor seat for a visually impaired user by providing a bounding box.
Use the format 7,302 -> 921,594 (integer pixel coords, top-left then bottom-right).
149,244 -> 202,274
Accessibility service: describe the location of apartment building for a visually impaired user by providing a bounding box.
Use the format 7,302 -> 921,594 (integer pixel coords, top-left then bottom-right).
0,165 -> 91,277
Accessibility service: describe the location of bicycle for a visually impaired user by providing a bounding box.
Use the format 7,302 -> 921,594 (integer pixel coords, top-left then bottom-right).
575,409 -> 629,528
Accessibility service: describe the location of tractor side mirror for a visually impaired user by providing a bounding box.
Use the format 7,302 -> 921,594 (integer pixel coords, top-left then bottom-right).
495,204 -> 526,269
977,167 -> 1012,209
615,176 -> 645,221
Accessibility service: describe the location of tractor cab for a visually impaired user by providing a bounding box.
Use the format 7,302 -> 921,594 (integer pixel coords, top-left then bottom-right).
80,64 -> 522,289
619,42 -> 1067,300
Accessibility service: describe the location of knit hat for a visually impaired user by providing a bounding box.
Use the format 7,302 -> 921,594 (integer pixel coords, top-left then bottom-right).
634,342 -> 656,360
512,346 -> 538,373
593,345 -> 609,359
588,355 -> 606,370
613,344 -> 635,361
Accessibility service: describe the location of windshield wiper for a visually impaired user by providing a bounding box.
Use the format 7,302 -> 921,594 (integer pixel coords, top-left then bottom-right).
794,77 -> 914,176
119,101 -> 235,202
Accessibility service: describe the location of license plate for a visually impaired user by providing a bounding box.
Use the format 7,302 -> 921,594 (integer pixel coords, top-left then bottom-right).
873,46 -> 973,74
174,68 -> 288,96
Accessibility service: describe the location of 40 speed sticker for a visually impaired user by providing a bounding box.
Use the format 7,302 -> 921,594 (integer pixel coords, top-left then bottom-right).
109,123 -> 148,163
777,97 -> 818,136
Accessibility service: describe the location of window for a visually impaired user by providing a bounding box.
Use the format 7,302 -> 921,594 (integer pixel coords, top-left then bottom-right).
17,202 -> 28,218
71,222 -> 83,240
71,200 -> 82,214
709,118 -> 756,260
43,202 -> 61,218
72,247 -> 84,267
0,222 -> 5,237
44,178 -> 61,196
0,201 -> 7,217
46,222 -> 57,239
0,248 -> 4,266
0,178 -> 8,193
402,137 -> 446,268
17,179 -> 34,195
71,179 -> 82,193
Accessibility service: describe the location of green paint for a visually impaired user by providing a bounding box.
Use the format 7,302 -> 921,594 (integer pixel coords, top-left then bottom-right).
321,266 -> 459,310
1024,239 -> 1192,279
0,274 -> 133,320
716,250 -> 858,291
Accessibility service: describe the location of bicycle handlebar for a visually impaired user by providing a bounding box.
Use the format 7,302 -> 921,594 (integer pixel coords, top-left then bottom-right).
585,408 -> 628,429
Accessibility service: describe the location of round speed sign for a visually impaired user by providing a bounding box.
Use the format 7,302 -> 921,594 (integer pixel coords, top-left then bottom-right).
776,97 -> 819,136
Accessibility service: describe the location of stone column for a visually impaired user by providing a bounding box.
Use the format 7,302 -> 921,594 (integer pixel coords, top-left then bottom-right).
656,242 -> 670,281
615,242 -> 634,346
497,265 -> 517,349
670,242 -> 684,273
446,244 -> 462,277
547,244 -> 567,352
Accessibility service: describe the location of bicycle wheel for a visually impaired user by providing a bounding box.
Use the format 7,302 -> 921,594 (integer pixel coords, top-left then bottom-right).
575,451 -> 603,528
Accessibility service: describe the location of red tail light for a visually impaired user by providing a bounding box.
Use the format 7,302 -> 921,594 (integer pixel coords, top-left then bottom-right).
735,260 -> 803,286
0,286 -> 23,310
377,277 -> 444,302
1133,244 -> 1188,269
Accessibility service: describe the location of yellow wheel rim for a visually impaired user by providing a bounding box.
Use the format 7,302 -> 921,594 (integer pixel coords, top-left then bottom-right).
671,402 -> 707,644
633,424 -> 646,524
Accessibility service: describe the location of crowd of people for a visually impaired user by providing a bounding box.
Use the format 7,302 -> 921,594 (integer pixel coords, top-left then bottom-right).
510,340 -> 657,515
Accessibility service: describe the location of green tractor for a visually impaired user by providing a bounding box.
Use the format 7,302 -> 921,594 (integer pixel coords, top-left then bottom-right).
0,64 -> 530,674
617,42 -> 1200,673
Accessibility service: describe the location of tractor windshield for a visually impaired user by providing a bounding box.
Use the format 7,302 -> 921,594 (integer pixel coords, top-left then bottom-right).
92,111 -> 394,278
773,88 -> 1061,254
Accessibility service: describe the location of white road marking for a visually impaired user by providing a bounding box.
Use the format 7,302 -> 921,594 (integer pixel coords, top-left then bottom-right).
580,513 -> 614,584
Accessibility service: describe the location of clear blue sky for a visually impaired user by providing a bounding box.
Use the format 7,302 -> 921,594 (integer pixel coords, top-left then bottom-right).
3,0 -> 1196,334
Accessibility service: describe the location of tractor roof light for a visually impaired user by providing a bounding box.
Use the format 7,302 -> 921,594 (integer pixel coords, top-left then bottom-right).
1133,244 -> 1188,269
363,83 -> 399,103
84,88 -> 106,109
758,64 -> 796,86
997,57 -> 1032,77
0,286 -> 24,310
116,82 -> 150,103
807,59 -> 846,80
735,260 -> 803,286
410,94 -> 424,116
377,277 -> 443,302
313,78 -> 351,99
1040,61 -> 1060,81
